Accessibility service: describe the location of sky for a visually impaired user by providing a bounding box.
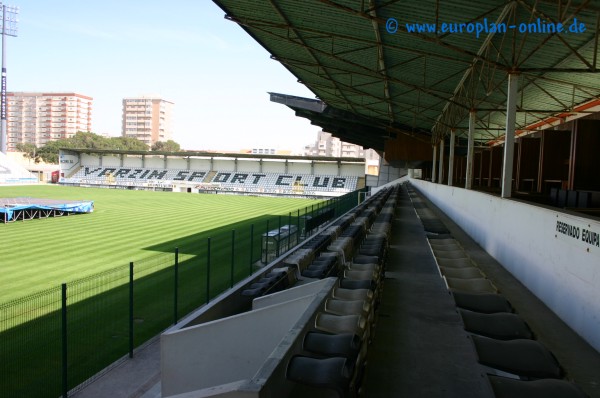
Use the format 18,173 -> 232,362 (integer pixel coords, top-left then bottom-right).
6,0 -> 319,151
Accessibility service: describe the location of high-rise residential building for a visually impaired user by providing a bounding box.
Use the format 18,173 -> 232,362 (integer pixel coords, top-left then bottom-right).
304,130 -> 380,174
6,92 -> 93,151
122,96 -> 173,147
304,130 -> 379,159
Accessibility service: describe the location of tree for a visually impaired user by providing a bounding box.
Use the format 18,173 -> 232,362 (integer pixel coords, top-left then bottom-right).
151,140 -> 181,152
110,136 -> 149,151
16,143 -> 41,163
35,132 -> 150,164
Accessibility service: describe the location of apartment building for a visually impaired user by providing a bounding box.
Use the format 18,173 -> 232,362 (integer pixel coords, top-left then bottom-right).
122,96 -> 173,147
6,92 -> 93,151
304,130 -> 380,174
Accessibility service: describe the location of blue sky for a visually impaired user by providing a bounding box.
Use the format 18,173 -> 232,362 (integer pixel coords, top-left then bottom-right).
7,0 -> 318,151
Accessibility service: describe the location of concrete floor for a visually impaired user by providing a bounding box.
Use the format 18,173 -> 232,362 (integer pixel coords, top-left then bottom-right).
362,186 -> 494,397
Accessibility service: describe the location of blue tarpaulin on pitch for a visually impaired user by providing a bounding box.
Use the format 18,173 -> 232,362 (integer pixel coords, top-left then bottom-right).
0,198 -> 94,222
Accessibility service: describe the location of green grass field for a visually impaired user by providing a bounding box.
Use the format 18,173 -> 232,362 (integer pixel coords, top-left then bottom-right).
0,184 -> 359,397
0,185 -> 313,304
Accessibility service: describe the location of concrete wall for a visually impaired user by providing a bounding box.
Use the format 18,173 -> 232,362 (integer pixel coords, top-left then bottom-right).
162,278 -> 337,397
145,156 -> 164,168
313,161 -> 338,175
411,179 -> 600,352
237,159 -> 261,173
123,156 -> 143,168
167,157 -> 188,169
190,158 -> 212,170
102,155 -> 121,167
161,295 -> 314,396
340,163 -> 364,177
287,161 -> 312,174
262,160 -> 284,173
213,159 -> 235,172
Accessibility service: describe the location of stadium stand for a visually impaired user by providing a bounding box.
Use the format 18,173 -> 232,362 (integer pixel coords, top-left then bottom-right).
62,166 -> 359,196
0,152 -> 38,184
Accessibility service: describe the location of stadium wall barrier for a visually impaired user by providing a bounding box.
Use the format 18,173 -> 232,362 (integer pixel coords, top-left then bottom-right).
161,279 -> 335,397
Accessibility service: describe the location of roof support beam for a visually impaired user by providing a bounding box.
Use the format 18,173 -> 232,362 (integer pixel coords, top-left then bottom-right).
368,0 -> 394,122
502,74 -> 518,198
466,111 -> 476,189
448,129 -> 456,186
265,0 -> 359,115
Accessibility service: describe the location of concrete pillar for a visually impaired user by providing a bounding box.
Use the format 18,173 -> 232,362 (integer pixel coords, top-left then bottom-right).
432,145 -> 437,183
448,130 -> 455,186
501,73 -> 518,198
466,111 -> 475,189
438,138 -> 445,184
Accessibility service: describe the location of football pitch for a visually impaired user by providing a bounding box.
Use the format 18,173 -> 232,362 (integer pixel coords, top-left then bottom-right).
0,185 -> 313,304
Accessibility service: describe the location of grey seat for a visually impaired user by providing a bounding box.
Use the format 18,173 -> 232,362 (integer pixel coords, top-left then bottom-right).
459,309 -> 533,340
471,335 -> 562,379
315,313 -> 367,341
433,249 -> 469,259
286,356 -> 351,397
446,277 -> 498,293
430,243 -> 463,251
452,291 -> 513,313
303,332 -> 361,361
436,258 -> 474,268
439,266 -> 484,279
487,375 -> 589,398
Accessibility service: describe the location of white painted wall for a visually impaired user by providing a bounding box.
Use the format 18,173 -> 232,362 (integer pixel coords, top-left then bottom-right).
252,278 -> 333,310
145,156 -> 164,168
313,162 -> 338,175
411,179 -> 600,352
237,159 -> 261,173
287,161 -> 312,174
213,159 -> 235,172
123,156 -> 143,168
190,158 -> 212,170
340,163 -> 364,177
161,295 -> 314,397
262,160 -> 284,173
167,157 -> 188,169
80,153 -> 98,166
102,155 -> 121,167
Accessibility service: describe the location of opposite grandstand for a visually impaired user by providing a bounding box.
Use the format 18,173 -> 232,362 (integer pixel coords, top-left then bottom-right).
58,149 -> 365,197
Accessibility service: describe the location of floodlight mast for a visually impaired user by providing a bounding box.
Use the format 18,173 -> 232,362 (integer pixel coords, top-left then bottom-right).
0,3 -> 18,154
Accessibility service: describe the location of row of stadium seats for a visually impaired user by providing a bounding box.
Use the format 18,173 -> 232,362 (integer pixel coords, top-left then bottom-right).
232,185 -> 399,396
63,167 -> 208,184
406,185 -> 588,398
285,188 -> 397,396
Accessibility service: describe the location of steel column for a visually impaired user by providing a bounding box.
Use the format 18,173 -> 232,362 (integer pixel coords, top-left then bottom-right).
432,145 -> 437,183
448,130 -> 455,186
501,73 -> 518,198
438,138 -> 445,184
466,111 -> 475,189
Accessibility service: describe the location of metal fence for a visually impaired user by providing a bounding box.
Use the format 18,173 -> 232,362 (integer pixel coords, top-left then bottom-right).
0,189 -> 364,397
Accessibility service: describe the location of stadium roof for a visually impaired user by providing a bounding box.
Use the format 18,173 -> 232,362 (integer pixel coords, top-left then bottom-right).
60,148 -> 366,163
213,0 -> 600,151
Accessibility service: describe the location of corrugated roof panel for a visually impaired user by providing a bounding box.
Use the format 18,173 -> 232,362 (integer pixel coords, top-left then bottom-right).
214,0 -> 600,146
